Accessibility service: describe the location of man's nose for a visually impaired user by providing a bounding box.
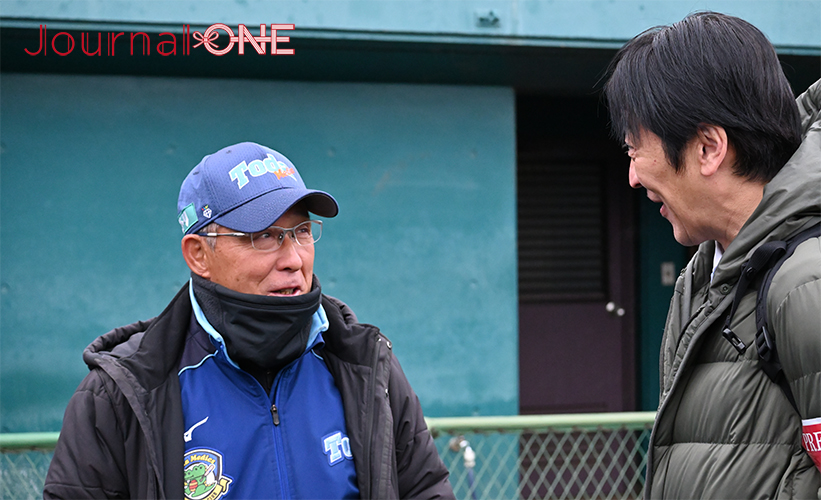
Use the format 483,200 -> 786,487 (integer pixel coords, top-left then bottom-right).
275,236 -> 303,270
628,162 -> 642,189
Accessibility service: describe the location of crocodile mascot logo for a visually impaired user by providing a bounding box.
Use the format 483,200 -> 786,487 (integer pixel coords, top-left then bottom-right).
183,449 -> 233,500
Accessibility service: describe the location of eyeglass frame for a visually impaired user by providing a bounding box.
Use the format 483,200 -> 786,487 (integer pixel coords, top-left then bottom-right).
196,220 -> 323,251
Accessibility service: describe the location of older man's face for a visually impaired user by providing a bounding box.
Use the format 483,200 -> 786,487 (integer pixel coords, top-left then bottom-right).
201,205 -> 314,296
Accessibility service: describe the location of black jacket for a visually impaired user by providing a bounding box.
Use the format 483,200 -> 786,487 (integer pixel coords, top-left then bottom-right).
44,285 -> 454,499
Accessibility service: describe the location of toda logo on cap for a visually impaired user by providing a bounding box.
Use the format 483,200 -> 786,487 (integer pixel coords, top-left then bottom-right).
228,154 -> 296,189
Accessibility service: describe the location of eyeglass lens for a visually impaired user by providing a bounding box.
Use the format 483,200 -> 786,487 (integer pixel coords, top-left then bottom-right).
250,221 -> 321,251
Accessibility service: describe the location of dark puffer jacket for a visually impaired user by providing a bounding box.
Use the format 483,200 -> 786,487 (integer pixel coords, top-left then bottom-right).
44,286 -> 454,500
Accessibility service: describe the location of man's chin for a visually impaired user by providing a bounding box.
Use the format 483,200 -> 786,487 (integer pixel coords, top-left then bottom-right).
671,228 -> 702,248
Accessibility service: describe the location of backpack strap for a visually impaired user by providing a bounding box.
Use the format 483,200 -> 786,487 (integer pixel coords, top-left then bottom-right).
721,241 -> 787,354
722,222 -> 821,415
754,223 -> 821,414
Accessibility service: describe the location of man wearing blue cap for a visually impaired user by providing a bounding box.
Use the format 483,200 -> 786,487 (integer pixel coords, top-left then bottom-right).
44,142 -> 455,500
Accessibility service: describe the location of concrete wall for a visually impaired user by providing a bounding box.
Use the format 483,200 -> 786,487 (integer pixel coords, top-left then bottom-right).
3,0 -> 819,51
0,73 -> 517,432
1,0 -> 818,431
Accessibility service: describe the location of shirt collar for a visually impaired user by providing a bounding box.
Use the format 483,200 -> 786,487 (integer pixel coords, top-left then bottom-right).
711,241 -> 724,283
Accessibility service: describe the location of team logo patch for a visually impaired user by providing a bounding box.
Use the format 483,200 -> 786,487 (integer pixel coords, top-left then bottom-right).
178,203 -> 198,234
183,448 -> 233,500
323,431 -> 354,466
202,205 -> 212,219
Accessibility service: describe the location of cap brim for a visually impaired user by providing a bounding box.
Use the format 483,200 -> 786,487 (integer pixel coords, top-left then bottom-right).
214,188 -> 338,233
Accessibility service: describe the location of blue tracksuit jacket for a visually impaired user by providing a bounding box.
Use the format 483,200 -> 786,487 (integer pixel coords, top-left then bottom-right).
177,287 -> 359,500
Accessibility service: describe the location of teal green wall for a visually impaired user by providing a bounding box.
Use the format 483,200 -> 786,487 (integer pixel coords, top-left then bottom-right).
0,74 -> 517,432
2,0 -> 817,432
3,0 -> 819,52
637,197 -> 688,410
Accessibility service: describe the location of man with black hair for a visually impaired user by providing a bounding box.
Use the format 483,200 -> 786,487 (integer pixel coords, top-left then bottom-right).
44,142 -> 455,500
605,11 -> 821,499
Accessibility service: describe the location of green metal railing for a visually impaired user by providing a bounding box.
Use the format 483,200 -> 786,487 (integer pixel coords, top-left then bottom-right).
0,412 -> 655,500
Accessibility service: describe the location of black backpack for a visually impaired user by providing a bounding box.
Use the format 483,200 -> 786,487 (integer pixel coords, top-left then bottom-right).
722,222 -> 821,414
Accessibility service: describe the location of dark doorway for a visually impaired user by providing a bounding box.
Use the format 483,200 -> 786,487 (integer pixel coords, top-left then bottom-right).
517,94 -> 636,414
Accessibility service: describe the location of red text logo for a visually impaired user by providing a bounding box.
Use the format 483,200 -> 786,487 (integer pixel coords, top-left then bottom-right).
24,24 -> 295,57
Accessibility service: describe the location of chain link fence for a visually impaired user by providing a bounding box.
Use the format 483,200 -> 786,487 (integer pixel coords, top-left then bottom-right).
0,413 -> 654,500
2,450 -> 53,500
427,412 -> 654,500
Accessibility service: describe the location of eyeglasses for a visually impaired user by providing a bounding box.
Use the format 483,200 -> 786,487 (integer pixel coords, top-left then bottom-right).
197,220 -> 323,252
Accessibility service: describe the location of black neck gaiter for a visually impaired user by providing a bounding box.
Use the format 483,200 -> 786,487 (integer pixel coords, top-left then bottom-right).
191,273 -> 322,380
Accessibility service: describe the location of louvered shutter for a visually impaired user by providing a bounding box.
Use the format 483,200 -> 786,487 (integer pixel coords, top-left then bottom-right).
518,161 -> 606,302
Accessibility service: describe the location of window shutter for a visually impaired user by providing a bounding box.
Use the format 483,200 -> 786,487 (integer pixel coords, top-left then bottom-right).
518,161 -> 606,302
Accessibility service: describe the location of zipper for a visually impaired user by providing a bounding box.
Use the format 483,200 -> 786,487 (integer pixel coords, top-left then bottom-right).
269,367 -> 290,498
361,334 -> 382,499
264,340 -> 322,497
649,297 -> 728,498
270,404 -> 280,426
217,342 -> 292,496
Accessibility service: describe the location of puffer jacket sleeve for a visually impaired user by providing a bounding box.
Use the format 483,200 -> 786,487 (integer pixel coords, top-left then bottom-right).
769,236 -> 821,421
389,355 -> 455,500
43,369 -> 131,499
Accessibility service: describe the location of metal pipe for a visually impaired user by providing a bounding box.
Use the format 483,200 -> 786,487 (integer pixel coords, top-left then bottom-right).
426,411 -> 656,434
0,432 -> 60,451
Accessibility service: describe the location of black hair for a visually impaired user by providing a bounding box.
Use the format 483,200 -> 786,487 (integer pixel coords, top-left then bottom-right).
604,11 -> 801,182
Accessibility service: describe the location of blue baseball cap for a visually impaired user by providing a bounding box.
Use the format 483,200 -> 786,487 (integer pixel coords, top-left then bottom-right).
177,142 -> 338,235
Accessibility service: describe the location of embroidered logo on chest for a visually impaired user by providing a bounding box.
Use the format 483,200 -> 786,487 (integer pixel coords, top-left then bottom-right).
183,448 -> 233,500
323,431 -> 354,465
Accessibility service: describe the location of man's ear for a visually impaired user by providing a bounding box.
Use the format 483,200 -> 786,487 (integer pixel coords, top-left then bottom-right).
181,234 -> 211,279
695,124 -> 729,177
